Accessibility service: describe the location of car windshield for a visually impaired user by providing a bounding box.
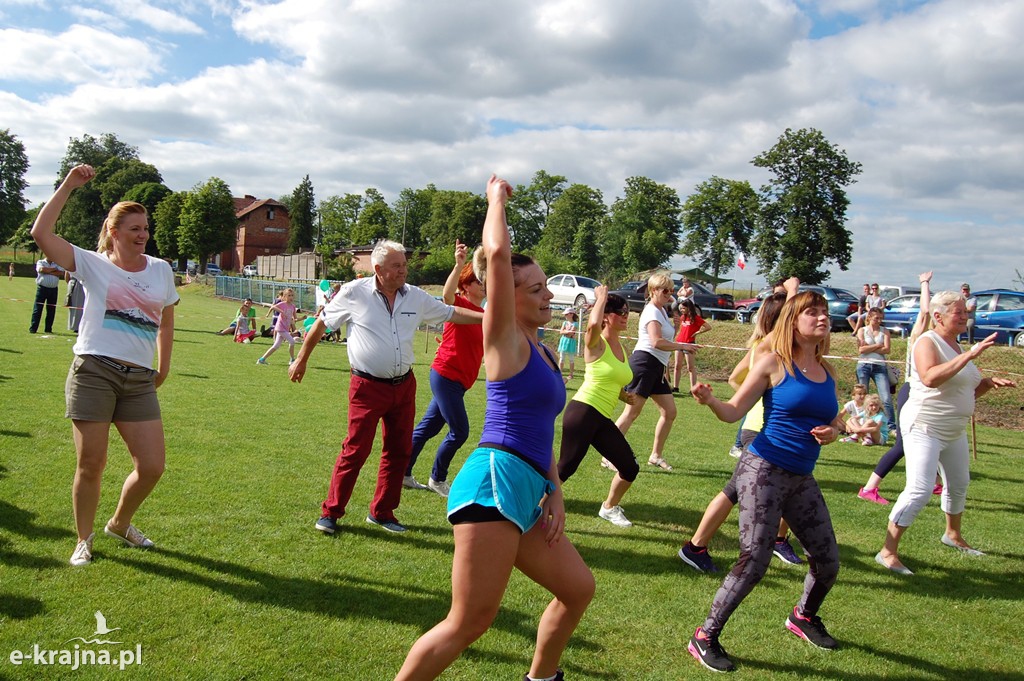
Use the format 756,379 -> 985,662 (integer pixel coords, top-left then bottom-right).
831,289 -> 858,301
576,277 -> 601,288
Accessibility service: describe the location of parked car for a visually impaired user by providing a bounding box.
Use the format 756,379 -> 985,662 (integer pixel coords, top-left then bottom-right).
243,264 -> 258,277
205,263 -> 222,275
882,294 -> 922,335
546,274 -> 602,308
742,284 -> 859,330
973,289 -> 1024,347
608,278 -> 735,319
735,286 -> 773,313
877,284 -> 921,303
608,281 -> 647,313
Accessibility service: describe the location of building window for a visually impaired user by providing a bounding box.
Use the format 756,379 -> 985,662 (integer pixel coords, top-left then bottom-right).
268,209 -> 275,220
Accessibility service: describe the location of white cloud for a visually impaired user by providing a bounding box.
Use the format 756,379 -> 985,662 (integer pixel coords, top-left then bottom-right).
100,0 -> 205,35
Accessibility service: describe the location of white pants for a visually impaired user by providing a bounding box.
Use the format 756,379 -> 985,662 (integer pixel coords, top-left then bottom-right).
889,424 -> 969,528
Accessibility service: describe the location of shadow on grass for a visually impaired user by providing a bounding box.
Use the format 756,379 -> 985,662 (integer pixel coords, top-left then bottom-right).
176,373 -> 209,379
0,347 -> 23,353
0,429 -> 31,437
0,592 -> 45,620
106,547 -> 599,656
0,536 -> 66,570
0,500 -> 74,541
0,374 -> 12,382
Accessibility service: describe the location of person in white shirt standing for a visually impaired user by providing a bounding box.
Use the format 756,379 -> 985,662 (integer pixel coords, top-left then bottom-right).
31,165 -> 179,566
290,240 -> 482,535
29,255 -> 64,333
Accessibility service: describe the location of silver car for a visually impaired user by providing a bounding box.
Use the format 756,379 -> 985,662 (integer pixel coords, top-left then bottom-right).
546,274 -> 602,308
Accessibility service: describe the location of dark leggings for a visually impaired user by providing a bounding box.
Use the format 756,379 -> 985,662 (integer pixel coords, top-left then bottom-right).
872,382 -> 911,479
721,429 -> 759,504
703,453 -> 839,636
557,401 -> 640,483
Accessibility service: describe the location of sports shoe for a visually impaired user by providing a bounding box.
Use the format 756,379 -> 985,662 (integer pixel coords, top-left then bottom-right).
70,533 -> 94,566
427,477 -> 450,497
857,487 -> 889,505
522,670 -> 563,681
256,357 -> 267,365
679,544 -> 718,573
598,504 -> 632,528
933,484 -> 943,495
366,514 -> 407,533
315,516 -> 338,535
785,607 -> 837,650
773,536 -> 803,565
104,522 -> 154,549
688,627 -> 735,672
402,475 -> 428,490
840,436 -> 857,444
728,445 -> 742,458
940,534 -> 985,556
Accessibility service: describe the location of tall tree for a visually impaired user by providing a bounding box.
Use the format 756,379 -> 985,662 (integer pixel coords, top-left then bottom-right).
389,185 -> 436,248
54,133 -> 139,247
178,178 -> 237,273
287,175 -> 316,252
122,182 -> 172,257
350,188 -> 392,246
0,128 -> 30,245
535,183 -> 607,276
153,191 -> 188,270
680,176 -> 759,281
507,170 -> 567,251
317,193 -> 363,254
604,176 -> 682,280
751,127 -> 862,284
98,159 -> 162,210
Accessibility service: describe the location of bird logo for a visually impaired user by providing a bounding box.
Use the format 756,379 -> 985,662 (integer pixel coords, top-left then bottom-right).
64,611 -> 122,645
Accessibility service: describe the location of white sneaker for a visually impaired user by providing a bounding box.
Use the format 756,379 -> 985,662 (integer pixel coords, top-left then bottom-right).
70,533 -> 94,566
402,475 -> 428,490
104,522 -> 155,548
427,477 -> 450,497
598,504 -> 632,528
728,446 -> 742,458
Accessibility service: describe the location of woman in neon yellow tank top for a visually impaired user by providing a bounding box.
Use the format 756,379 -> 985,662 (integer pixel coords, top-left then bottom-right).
557,285 -> 640,528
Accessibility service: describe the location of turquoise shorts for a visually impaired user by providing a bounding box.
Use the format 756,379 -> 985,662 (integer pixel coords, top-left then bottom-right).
447,447 -> 554,533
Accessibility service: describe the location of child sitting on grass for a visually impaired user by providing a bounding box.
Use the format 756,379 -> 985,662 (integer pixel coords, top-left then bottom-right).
858,394 -> 889,446
840,384 -> 867,442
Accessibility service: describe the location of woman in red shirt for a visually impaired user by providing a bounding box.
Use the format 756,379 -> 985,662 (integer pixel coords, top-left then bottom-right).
672,299 -> 711,392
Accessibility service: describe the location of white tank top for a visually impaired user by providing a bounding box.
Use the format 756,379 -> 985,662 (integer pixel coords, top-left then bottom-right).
858,326 -> 887,365
900,331 -> 982,440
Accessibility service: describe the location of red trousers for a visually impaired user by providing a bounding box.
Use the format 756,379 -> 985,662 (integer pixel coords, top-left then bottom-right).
321,373 -> 417,522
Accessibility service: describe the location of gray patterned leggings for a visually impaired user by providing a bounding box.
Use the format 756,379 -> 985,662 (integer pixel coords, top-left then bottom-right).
703,452 -> 840,636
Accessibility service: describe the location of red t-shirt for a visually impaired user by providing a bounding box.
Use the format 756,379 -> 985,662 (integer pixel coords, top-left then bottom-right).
433,295 -> 485,390
675,314 -> 705,344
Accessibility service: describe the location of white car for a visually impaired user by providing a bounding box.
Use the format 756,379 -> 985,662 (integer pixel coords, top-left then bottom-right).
546,274 -> 602,308
243,264 -> 258,277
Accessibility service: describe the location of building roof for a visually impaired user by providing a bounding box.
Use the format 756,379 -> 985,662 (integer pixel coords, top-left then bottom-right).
234,195 -> 288,219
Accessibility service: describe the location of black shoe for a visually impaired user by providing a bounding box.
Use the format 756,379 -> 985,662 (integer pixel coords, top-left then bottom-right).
785,607 -> 837,650
688,627 -> 735,672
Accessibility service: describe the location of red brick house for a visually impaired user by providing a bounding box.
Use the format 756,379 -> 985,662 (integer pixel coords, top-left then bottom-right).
218,196 -> 291,271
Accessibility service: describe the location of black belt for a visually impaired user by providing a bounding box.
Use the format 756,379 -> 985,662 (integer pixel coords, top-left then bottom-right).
351,369 -> 412,385
92,355 -> 152,374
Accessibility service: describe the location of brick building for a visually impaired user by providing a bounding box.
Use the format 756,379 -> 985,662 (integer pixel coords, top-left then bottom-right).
218,196 -> 291,271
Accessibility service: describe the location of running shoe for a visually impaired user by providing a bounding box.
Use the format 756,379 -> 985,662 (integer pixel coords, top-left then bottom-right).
315,516 -> 338,535
104,522 -> 154,549
678,544 -> 719,573
773,536 -> 803,565
70,533 -> 94,566
688,627 -> 735,672
857,487 -> 889,505
728,446 -> 742,458
598,504 -> 632,528
785,607 -> 837,650
366,514 -> 407,533
933,484 -> 943,495
402,475 -> 428,490
427,477 -> 450,497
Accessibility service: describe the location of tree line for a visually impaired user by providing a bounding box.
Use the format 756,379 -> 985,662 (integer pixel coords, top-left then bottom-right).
1,127 -> 861,284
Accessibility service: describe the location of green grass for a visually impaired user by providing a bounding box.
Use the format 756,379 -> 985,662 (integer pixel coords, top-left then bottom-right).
1,278 -> 1023,680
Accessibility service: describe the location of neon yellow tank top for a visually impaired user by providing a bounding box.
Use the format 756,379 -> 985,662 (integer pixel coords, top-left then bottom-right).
573,341 -> 633,419
743,349 -> 766,433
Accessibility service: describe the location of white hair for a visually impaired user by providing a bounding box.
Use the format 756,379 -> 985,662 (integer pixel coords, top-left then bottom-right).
370,239 -> 406,267
931,290 -> 964,317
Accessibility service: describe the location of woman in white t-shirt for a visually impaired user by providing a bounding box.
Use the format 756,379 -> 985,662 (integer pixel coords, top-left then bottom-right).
615,272 -> 698,471
31,165 -> 179,567
875,291 -> 1014,575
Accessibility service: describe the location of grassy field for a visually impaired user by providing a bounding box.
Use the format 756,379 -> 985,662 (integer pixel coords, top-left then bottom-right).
1,277 -> 1023,680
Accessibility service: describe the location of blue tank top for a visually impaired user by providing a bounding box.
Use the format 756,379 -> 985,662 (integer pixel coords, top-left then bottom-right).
749,368 -> 838,476
479,341 -> 567,472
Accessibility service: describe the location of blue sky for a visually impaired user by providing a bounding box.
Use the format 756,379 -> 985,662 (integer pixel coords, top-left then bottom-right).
2,0 -> 1022,293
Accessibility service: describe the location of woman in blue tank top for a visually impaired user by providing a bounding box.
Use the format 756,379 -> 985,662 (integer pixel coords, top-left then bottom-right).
396,176 -> 594,681
685,291 -> 845,673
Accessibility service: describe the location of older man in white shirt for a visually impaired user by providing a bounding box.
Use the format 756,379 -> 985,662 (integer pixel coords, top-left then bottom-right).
290,240 -> 482,534
29,256 -> 64,333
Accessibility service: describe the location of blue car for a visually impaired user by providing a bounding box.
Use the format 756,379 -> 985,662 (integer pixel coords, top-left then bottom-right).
974,289 -> 1024,347
882,294 -> 923,336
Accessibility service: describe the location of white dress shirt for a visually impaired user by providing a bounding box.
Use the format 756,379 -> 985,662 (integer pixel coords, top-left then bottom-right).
321,276 -> 454,378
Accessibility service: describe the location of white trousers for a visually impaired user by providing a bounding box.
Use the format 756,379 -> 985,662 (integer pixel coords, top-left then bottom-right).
888,424 -> 969,528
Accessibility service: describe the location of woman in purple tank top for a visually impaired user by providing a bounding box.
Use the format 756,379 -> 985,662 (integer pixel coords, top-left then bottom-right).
395,176 -> 594,681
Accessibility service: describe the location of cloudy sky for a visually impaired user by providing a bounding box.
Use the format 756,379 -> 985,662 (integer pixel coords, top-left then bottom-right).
2,0 -> 1021,292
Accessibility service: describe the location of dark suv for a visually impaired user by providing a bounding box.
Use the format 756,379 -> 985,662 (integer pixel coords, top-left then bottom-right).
609,279 -> 735,319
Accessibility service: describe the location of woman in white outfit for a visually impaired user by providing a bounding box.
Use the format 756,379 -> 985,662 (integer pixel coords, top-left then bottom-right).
875,292 -> 1014,575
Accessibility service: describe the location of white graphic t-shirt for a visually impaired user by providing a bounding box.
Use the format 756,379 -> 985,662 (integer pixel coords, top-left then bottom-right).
71,245 -> 179,369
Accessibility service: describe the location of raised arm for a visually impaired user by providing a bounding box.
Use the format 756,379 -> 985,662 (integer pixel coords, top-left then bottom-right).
908,271 -> 933,341
31,165 -> 96,272
442,239 -> 468,305
585,285 -> 609,350
480,175 -> 522,375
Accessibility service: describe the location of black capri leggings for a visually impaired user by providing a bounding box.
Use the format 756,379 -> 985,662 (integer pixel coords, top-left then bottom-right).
557,401 -> 640,483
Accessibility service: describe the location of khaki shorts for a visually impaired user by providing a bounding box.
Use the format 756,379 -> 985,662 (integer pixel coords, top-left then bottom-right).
65,355 -> 161,422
